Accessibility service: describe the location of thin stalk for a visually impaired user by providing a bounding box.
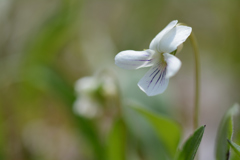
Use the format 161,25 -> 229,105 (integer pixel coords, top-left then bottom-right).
189,32 -> 200,130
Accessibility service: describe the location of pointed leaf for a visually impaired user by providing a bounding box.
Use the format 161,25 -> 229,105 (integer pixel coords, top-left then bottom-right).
106,119 -> 126,160
74,116 -> 106,160
227,140 -> 240,157
177,125 -> 205,160
216,103 -> 239,160
131,105 -> 182,157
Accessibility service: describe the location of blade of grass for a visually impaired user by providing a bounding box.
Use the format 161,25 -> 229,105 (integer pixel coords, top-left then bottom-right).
227,140 -> 240,157
106,119 -> 126,160
176,125 -> 205,160
215,103 -> 239,160
131,105 -> 181,158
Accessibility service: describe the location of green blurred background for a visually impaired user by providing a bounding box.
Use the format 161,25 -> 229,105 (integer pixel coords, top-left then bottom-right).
0,0 -> 240,160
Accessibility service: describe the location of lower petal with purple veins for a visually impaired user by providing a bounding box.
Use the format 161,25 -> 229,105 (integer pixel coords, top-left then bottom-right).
138,62 -> 169,96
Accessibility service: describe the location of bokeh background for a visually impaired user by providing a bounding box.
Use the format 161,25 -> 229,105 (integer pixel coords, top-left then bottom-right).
0,0 -> 240,160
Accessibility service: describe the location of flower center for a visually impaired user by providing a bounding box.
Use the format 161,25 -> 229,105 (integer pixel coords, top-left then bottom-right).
171,50 -> 177,55
159,53 -> 166,64
158,49 -> 177,64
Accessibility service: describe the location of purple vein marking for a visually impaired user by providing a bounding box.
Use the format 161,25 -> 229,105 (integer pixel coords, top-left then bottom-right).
155,70 -> 163,86
129,59 -> 152,62
119,62 -> 143,66
154,65 -> 165,86
149,68 -> 158,77
147,70 -> 160,88
143,54 -> 150,57
159,68 -> 167,87
149,62 -> 161,77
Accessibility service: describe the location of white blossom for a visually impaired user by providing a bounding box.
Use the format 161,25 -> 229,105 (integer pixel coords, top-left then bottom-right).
115,20 -> 192,96
73,73 -> 117,118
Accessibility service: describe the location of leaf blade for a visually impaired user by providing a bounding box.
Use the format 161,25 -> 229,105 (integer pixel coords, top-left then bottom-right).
131,105 -> 182,157
177,125 -> 205,160
227,140 -> 240,157
215,103 -> 239,160
106,119 -> 126,160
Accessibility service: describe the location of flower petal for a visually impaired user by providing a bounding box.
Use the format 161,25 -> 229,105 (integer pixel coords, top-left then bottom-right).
75,76 -> 98,95
138,62 -> 169,96
73,97 -> 100,118
158,25 -> 192,53
115,49 -> 156,70
149,20 -> 178,51
163,53 -> 182,78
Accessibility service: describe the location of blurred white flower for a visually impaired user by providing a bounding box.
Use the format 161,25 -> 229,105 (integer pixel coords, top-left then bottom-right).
73,73 -> 117,118
75,76 -> 99,95
73,76 -> 100,118
115,20 -> 192,96
101,76 -> 117,97
73,96 -> 100,118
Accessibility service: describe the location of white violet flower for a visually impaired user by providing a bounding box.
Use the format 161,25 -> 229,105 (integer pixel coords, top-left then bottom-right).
115,20 -> 192,96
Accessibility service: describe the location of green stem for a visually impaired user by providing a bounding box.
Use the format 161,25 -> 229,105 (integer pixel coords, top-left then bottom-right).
189,32 -> 200,130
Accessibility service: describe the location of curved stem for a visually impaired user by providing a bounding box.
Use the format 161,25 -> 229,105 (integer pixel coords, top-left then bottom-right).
189,32 -> 200,130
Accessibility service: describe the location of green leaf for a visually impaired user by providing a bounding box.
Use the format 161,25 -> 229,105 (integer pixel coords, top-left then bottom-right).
106,119 -> 126,160
131,105 -> 182,157
216,103 -> 239,160
74,116 -> 106,160
227,140 -> 240,157
176,125 -> 205,160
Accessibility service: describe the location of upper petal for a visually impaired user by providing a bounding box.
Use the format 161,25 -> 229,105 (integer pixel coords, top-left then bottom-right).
138,62 -> 169,96
158,25 -> 192,53
115,49 -> 156,70
163,53 -> 181,79
149,20 -> 178,51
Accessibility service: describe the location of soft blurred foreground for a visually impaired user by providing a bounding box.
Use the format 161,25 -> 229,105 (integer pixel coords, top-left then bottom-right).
1,0 -> 240,160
